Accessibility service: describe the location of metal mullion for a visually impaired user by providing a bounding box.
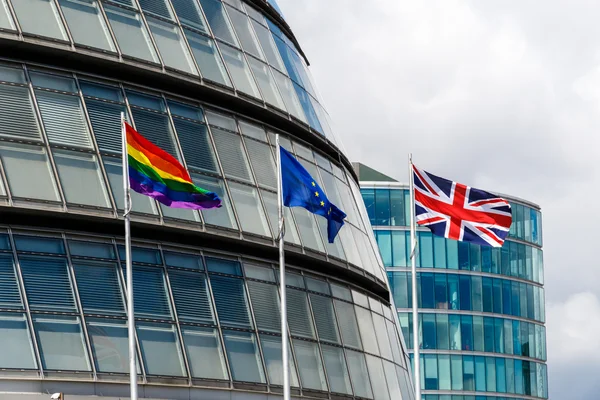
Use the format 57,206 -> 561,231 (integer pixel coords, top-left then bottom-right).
159,249 -> 193,383
74,73 -> 119,215
7,229 -> 44,377
301,277 -> 331,393
113,237 -> 147,383
22,64 -> 68,210
127,0 -> 165,68
193,0 -> 237,94
204,269 -> 234,387
234,119 -> 274,242
240,264 -> 269,387
161,93 -> 205,225
50,0 -> 76,49
121,83 -> 163,218
95,0 -> 123,58
62,233 -> 97,377
202,122 -> 242,236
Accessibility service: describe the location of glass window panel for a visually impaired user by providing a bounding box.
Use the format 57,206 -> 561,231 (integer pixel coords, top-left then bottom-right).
309,294 -> 339,343
248,58 -> 286,109
293,208 -> 325,253
13,0 -> 67,39
199,0 -> 238,45
247,280 -> 280,332
459,275 -> 471,310
482,277 -> 493,312
226,5 -> 263,59
366,355 -> 390,400
272,68 -> 306,122
438,354 -> 451,390
14,236 -> 62,253
392,231 -> 407,267
451,354 -> 463,390
35,91 -> 91,149
293,339 -> 328,391
223,330 -> 265,383
420,273 -> 434,308
376,231 -> 392,267
0,313 -> 36,369
181,326 -> 228,380
244,136 -> 276,187
33,315 -> 90,371
20,256 -> 75,311
373,312 -> 392,360
424,354 -> 438,390
0,84 -> 42,143
260,334 -> 299,387
0,0 -> 13,29
127,266 -> 172,319
389,271 -> 407,308
346,349 -> 373,398
447,274 -> 459,310
138,0 -> 171,18
322,345 -> 352,394
210,275 -> 251,328
434,273 -> 447,309
251,20 -> 284,69
137,322 -> 186,376
461,315 -> 473,351
449,314 -> 461,350
286,272 -> 304,288
69,240 -> 115,259
422,313 -> 436,350
496,357 -> 507,392
104,5 -> 159,63
0,143 -> 58,201
355,306 -> 379,355
472,316 -> 484,352
0,254 -> 21,308
287,288 -> 315,338
471,275 -> 482,312
87,318 -> 139,373
334,299 -> 361,349
184,30 -> 231,86
74,261 -> 124,315
58,0 -> 115,51
435,313 -> 449,350
169,270 -> 213,323
193,174 -> 237,229
261,189 -> 301,244
474,356 -> 486,391
228,182 -> 270,236
147,17 -> 196,74
84,99 -> 126,154
219,43 -> 261,98
53,150 -> 111,207
486,357 -> 496,392
211,127 -> 252,181
170,0 -> 207,32
463,355 -> 475,391
294,84 -> 322,132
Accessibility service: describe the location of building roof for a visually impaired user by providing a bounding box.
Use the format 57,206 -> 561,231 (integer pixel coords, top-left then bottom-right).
352,162 -> 398,182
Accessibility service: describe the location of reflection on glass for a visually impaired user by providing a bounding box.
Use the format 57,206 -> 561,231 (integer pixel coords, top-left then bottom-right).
171,0 -> 208,32
321,345 -> 352,394
193,174 -> 237,229
259,334 -> 299,387
222,330 -> 265,383
0,313 -> 36,369
0,143 -> 57,201
147,17 -> 197,74
53,150 -> 110,207
228,182 -> 270,237
181,326 -> 228,380
104,5 -> 159,63
34,315 -> 91,371
12,0 -> 68,40
219,43 -> 261,99
58,0 -> 115,51
346,350 -> 373,398
293,339 -> 327,391
226,5 -> 263,59
87,318 -> 138,373
198,0 -> 238,46
248,58 -> 286,110
184,30 -> 231,86
136,323 -> 186,377
366,354 -> 390,400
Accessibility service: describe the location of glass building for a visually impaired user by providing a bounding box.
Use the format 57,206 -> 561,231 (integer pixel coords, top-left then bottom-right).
0,2 -> 414,400
356,163 -> 548,400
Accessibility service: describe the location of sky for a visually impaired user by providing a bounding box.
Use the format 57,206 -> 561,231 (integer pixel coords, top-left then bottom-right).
277,0 -> 600,398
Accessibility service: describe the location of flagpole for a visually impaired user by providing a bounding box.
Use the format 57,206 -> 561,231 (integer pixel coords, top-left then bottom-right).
276,134 -> 290,400
409,154 -> 421,400
121,113 -> 138,400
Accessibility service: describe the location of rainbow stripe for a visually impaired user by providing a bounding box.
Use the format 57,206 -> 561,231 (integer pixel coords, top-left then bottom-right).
125,122 -> 221,209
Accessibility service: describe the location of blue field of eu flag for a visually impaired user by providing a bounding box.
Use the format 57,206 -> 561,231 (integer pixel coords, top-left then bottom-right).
280,146 -> 346,243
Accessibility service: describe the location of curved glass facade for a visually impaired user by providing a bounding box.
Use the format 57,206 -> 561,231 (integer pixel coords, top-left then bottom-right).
0,1 -> 414,399
359,181 -> 547,400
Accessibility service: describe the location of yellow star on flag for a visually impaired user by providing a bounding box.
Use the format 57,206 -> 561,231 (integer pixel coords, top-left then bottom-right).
320,201 -> 325,207
315,192 -> 319,197
311,181 -> 316,187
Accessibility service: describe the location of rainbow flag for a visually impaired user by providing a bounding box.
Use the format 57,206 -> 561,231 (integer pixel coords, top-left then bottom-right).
125,122 -> 221,209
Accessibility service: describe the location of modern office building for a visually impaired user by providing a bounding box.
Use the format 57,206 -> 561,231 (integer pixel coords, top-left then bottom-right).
356,163 -> 548,400
0,1 -> 415,400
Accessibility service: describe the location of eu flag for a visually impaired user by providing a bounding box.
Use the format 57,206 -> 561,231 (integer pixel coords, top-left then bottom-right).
280,146 -> 346,243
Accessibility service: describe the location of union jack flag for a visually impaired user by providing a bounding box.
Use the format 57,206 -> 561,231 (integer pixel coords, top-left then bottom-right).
413,165 -> 512,247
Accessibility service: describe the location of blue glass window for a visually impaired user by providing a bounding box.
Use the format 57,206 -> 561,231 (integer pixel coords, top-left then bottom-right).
69,240 -> 115,259
511,282 -> 521,316
447,240 -> 459,269
434,273 -> 447,309
74,261 -> 124,315
447,274 -> 459,310
424,354 -> 438,390
181,326 -> 228,380
169,270 -> 214,323
469,244 -> 480,271
433,236 -> 446,268
483,317 -> 494,352
459,275 -> 471,310
361,189 -> 375,225
206,257 -> 242,275
421,273 -> 434,309
458,242 -> 470,270
0,255 -> 21,308
422,313 -> 436,349
496,357 -> 507,392
210,275 -> 251,328
493,279 -> 503,313
130,266 -> 172,319
118,246 -> 161,264
471,276 -> 482,312
376,231 -> 392,267
0,313 -> 36,369
494,318 -> 505,353
20,256 -> 75,312
374,189 -> 390,226
460,315 -> 473,351
420,232 -> 434,268
389,189 -> 405,226
15,236 -> 64,254
392,231 -> 407,267
481,247 -> 491,272
463,355 -> 474,391
482,277 -> 493,312
451,354 -> 463,390
474,356 -> 486,391
137,322 -> 186,377
223,330 -> 266,383
435,314 -> 449,350
472,316 -> 484,352
486,357 -> 496,392
513,320 -> 521,356
34,315 -> 90,371
502,280 -> 512,315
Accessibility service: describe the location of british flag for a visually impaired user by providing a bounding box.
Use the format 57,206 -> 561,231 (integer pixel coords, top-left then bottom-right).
413,165 -> 512,247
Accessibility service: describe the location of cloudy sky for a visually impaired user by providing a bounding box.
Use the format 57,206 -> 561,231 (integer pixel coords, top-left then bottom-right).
277,0 -> 599,398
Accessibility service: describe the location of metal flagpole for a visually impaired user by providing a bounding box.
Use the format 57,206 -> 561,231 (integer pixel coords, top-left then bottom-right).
276,134 -> 290,400
409,154 -> 421,400
121,112 -> 138,400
